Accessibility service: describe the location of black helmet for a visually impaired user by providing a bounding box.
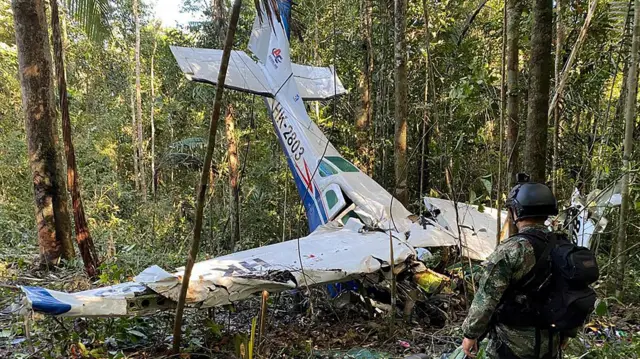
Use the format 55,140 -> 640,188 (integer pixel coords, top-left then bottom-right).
506,174 -> 558,221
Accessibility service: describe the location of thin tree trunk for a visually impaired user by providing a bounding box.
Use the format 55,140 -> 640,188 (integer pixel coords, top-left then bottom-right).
419,0 -> 431,201
151,24 -> 157,195
172,0 -> 242,352
552,0 -> 564,195
548,0 -> 598,117
134,0 -> 147,200
45,2 -> 74,261
497,0 -> 507,245
12,0 -> 73,264
131,88 -> 140,190
506,0 -> 523,186
356,0 -> 374,175
211,0 -> 227,46
616,0 -> 640,298
524,0 -> 553,183
394,0 -> 408,207
225,104 -> 239,251
50,0 -> 98,276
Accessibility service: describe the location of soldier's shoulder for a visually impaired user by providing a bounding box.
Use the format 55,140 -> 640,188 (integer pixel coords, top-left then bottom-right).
492,235 -> 536,261
501,234 -> 535,250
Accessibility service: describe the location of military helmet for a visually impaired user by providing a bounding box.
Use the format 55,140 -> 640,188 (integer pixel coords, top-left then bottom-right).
506,174 -> 558,221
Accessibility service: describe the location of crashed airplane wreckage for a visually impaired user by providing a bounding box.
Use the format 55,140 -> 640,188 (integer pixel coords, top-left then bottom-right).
20,0 -> 598,318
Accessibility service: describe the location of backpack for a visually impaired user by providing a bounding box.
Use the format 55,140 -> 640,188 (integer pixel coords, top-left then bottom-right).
496,231 -> 600,333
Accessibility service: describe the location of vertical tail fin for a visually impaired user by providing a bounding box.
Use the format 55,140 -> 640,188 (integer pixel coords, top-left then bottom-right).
249,0 -> 292,64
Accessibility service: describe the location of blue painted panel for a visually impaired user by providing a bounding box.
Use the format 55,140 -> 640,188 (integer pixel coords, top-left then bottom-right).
22,286 -> 71,315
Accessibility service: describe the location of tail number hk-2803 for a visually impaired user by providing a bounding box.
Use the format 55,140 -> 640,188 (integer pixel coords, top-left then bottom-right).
273,102 -> 305,161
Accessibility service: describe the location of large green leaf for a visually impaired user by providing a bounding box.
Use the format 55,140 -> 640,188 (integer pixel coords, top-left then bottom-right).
66,0 -> 111,42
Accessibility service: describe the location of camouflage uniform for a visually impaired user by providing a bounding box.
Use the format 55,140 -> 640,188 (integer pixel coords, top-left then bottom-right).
461,224 -> 561,359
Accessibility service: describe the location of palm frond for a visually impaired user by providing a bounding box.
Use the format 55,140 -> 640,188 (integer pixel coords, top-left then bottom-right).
254,0 -> 281,28
169,137 -> 207,151
66,0 -> 111,42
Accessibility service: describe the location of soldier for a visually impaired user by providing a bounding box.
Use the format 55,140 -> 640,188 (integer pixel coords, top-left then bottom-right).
460,177 -> 577,359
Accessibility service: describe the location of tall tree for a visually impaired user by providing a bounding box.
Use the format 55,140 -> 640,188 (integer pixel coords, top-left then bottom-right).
211,0 -> 227,45
505,0 -> 522,186
551,0 -> 563,195
134,0 -> 147,200
212,0 -> 237,251
172,0 -> 242,352
50,0 -> 99,276
616,0 -> 640,298
419,0 -> 432,197
151,21 -> 159,195
12,0 -> 74,264
394,0 -> 408,206
225,105 -> 239,251
524,0 -> 553,182
131,87 -> 140,190
356,0 -> 374,175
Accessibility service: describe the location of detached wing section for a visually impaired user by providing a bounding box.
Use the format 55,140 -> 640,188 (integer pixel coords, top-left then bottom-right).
21,224 -> 414,317
170,46 -> 347,101
170,46 -> 273,97
292,64 -> 347,100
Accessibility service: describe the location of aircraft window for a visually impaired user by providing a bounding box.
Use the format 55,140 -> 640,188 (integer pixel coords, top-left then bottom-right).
326,190 -> 339,209
326,156 -> 359,173
340,211 -> 359,225
318,160 -> 338,177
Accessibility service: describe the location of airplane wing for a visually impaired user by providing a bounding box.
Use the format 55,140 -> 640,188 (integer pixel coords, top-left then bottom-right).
20,223 -> 415,317
291,63 -> 347,100
170,46 -> 274,97
170,46 -> 347,101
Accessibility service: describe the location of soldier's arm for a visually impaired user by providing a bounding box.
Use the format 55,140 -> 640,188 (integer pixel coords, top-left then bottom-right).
461,239 -> 533,339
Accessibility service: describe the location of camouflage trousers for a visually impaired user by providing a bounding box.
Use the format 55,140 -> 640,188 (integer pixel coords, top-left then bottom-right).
484,324 -> 560,359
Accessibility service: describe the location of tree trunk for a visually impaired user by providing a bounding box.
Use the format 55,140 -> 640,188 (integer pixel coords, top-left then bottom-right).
134,0 -> 147,200
172,0 -> 242,352
131,88 -> 140,190
505,0 -> 523,186
524,0 -> 553,183
419,0 -> 431,200
50,0 -> 98,276
394,0 -> 408,207
225,104 -> 239,252
211,0 -> 227,46
12,0 -> 73,264
497,0 -> 507,244
552,0 -> 564,195
356,0 -> 374,175
616,0 -> 640,298
151,24 -> 157,195
548,0 -> 598,117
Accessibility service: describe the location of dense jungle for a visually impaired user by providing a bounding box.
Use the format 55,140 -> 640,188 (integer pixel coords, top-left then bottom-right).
1,0 -> 639,357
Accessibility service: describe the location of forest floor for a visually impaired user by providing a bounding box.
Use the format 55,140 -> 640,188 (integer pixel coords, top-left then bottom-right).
1,250 -> 640,358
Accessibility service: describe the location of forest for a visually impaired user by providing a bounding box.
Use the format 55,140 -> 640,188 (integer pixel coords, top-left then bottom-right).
0,0 -> 639,357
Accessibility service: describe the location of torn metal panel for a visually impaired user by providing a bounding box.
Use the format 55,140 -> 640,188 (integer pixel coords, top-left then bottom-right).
419,198 -> 507,261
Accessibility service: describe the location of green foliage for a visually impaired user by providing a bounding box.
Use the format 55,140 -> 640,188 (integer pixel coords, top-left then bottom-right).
1,0 -> 640,357
66,0 -> 112,42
